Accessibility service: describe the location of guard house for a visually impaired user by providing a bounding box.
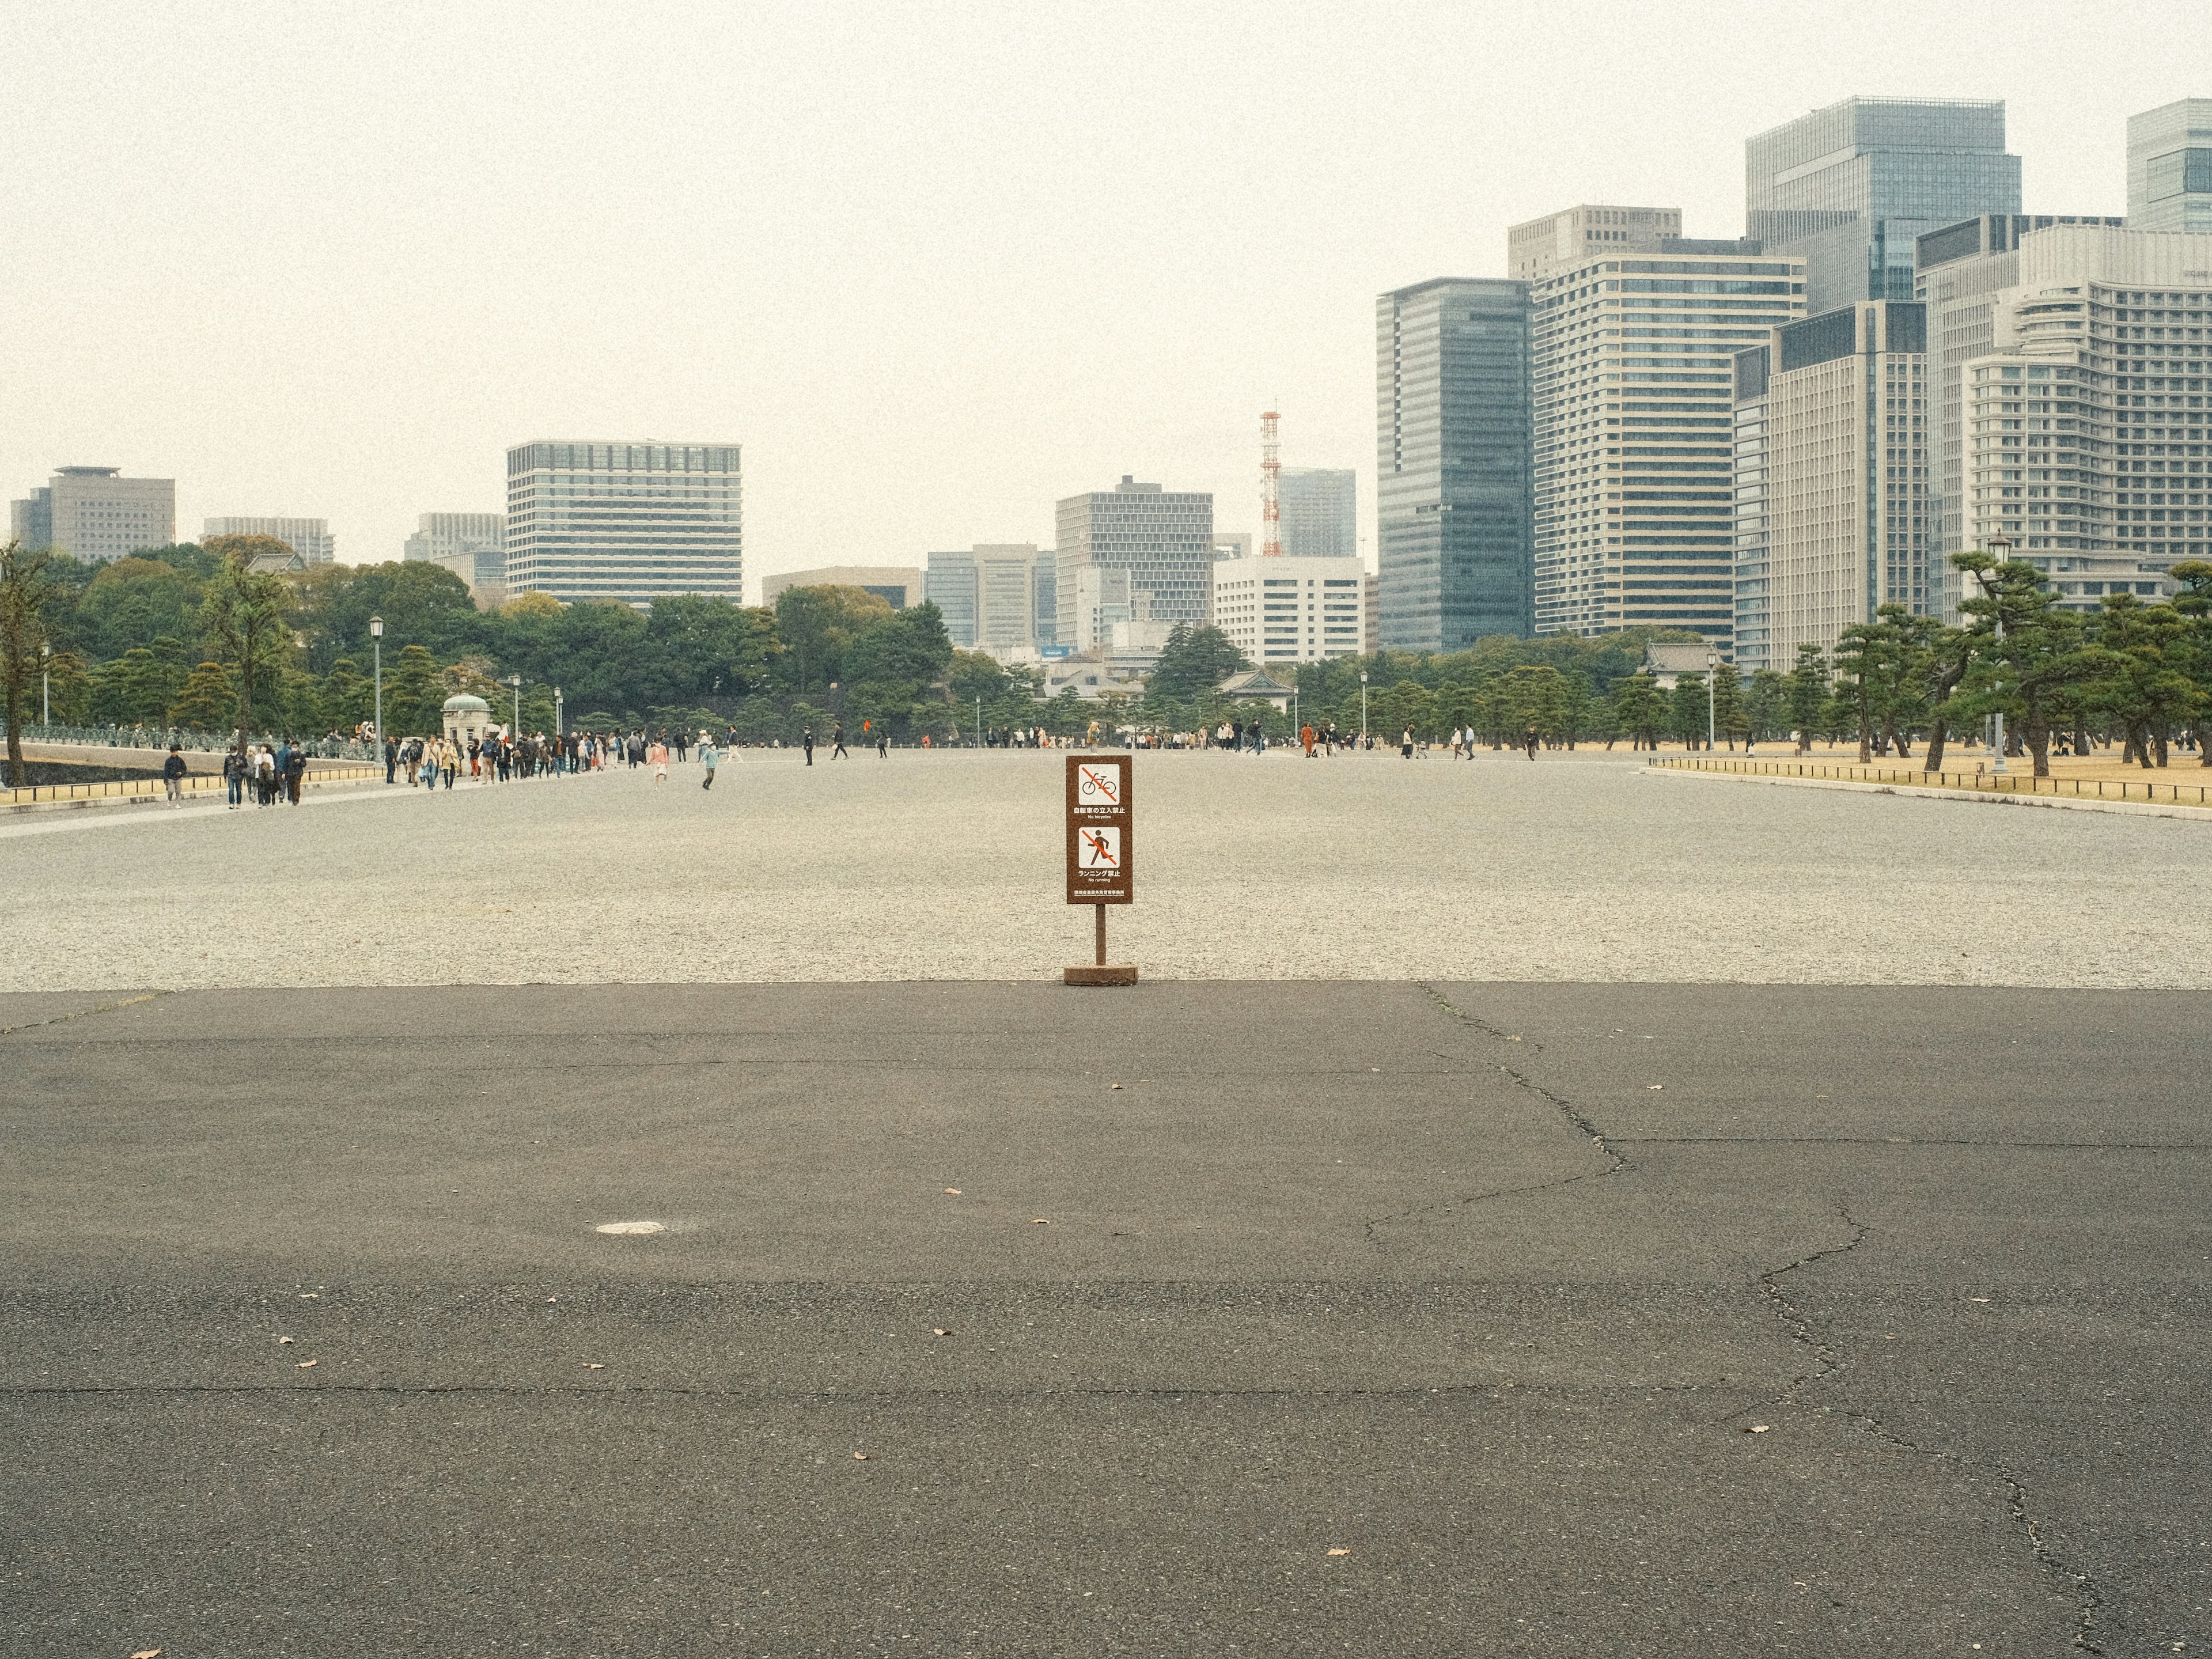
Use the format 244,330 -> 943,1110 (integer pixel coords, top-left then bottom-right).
1215,666 -> 1297,711
442,692 -> 493,749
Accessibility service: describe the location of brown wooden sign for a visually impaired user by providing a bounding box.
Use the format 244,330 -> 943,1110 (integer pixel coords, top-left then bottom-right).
1065,755 -> 1132,905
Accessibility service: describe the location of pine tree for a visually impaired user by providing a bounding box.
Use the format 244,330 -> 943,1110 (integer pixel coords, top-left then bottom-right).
1785,644 -> 1828,755
169,661 -> 236,732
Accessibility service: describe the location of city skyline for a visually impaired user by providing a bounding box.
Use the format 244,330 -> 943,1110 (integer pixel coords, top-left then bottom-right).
1,1 -> 2191,599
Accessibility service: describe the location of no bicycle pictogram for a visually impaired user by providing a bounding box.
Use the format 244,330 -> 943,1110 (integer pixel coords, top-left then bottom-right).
1077,825 -> 1122,869
1077,764 -> 1123,808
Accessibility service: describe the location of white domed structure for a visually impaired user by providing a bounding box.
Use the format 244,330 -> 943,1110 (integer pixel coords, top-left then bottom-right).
442,692 -> 493,747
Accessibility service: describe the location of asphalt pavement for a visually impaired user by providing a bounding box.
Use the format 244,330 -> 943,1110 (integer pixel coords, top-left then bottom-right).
2,981 -> 2205,1657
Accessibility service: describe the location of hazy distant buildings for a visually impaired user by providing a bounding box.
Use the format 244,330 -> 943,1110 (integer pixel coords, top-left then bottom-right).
404,512 -> 506,601
1918,220 -> 2211,620
10,466 -> 175,562
1055,476 -> 1213,656
2128,100 -> 2212,233
926,547 -> 1057,654
1376,278 -> 1533,650
1212,552 -> 1367,666
505,441 -> 741,607
1508,206 -> 1680,282
762,565 -> 923,609
1747,96 -> 2021,315
1519,222 -> 1806,647
1278,469 -> 1356,560
204,516 -> 335,565
1731,302 -> 1929,675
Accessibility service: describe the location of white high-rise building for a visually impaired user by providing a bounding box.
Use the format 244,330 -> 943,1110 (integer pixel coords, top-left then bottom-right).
1513,210 -> 1806,649
10,466 -> 175,562
2127,99 -> 2212,234
1730,302 -> 1930,675
1921,222 -> 2212,619
403,512 -> 506,597
1055,476 -> 1213,656
204,516 -> 336,565
506,440 -> 741,607
1211,554 -> 1366,665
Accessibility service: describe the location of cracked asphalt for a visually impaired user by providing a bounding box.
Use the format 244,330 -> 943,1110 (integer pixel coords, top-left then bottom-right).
4,981 -> 2205,1657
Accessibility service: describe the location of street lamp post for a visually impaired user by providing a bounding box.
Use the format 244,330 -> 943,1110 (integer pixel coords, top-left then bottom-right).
1983,537 -> 2013,774
1706,645 -> 1717,752
975,694 -> 982,748
510,673 -> 522,734
369,616 -> 384,745
554,687 -> 563,742
1359,671 -> 1368,745
41,642 -> 51,727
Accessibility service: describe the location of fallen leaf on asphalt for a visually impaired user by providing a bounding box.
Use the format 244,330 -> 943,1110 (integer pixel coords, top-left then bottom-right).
1648,1084 -> 1664,1090
582,1363 -> 604,1370
278,1336 -> 294,1344
296,1359 -> 317,1369
933,1329 -> 951,1337
853,1452 -> 870,1460
1747,1424 -> 1770,1434
1969,1297 -> 1990,1304
1109,1084 -> 1122,1090
1327,1548 -> 1351,1556
944,1188 -> 961,1195
1031,1218 -> 1051,1225
132,1649 -> 162,1657
297,1293 -> 319,1300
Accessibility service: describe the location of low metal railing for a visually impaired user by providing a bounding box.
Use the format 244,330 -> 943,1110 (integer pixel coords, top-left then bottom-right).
5,763 -> 381,810
3,723 -> 381,762
1652,753 -> 2212,808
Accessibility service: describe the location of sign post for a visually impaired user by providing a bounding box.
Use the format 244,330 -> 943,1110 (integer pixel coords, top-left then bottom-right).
1065,754 -> 1136,986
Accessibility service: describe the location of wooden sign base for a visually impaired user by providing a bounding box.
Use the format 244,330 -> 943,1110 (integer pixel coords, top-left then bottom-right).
1065,964 -> 1139,986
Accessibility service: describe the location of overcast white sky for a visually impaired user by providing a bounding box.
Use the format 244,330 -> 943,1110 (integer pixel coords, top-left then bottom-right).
3,0 -> 2199,600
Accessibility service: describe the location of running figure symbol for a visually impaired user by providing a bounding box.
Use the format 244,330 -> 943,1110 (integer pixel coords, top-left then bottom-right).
1079,826 -> 1121,868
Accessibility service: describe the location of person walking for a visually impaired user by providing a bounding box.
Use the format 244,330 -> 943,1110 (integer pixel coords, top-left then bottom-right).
650,736 -> 669,784
802,726 -> 815,766
1400,725 -> 1415,760
699,731 -> 719,791
222,746 -> 245,809
255,744 -> 276,805
384,733 -> 399,784
831,721 -> 849,759
1524,725 -> 1540,762
1301,722 -> 1316,759
876,726 -> 888,759
284,743 -> 306,804
162,744 -> 188,806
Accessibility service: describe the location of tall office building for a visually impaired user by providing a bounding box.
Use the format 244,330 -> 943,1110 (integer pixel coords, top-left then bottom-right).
1747,97 -> 2021,315
1211,553 -> 1366,665
1376,278 -> 1533,650
925,544 -> 1054,655
1919,220 -> 2206,619
1730,302 -> 1929,675
204,516 -> 336,565
403,512 -> 506,594
762,566 -> 923,609
1277,468 -> 1357,560
1508,206 -> 1681,282
505,441 -> 741,607
1054,476 -> 1213,656
2128,100 -> 2212,233
1516,224 -> 1806,647
10,466 -> 175,561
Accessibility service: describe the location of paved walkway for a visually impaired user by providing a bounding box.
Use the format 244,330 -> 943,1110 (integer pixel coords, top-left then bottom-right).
4,982 -> 2202,1656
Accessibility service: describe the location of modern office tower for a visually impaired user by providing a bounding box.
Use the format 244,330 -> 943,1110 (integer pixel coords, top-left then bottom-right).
1729,303 -> 1929,675
505,441 -> 741,607
924,550 -> 978,644
203,516 -> 336,565
1376,278 -> 1533,650
1054,476 -> 1214,655
1731,350 -> 1773,669
762,565 -> 925,609
1277,468 -> 1357,560
2128,100 -> 2212,233
1031,547 -> 1058,650
1747,97 -> 2021,315
1508,206 -> 1682,282
1522,237 -> 1805,647
10,467 -> 175,560
1212,552 -> 1367,665
1919,221 -> 2209,619
403,512 -> 506,596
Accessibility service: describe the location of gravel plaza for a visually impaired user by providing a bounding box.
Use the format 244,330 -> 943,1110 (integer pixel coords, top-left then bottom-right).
5,745 -> 2210,991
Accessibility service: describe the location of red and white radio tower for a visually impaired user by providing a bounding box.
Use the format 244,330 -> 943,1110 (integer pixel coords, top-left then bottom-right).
1260,408 -> 1282,558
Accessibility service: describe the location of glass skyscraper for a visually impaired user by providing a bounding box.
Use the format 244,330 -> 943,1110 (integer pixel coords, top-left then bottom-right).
504,441 -> 742,607
2128,100 -> 2212,233
1747,97 -> 2021,315
1376,278 -> 1533,650
1054,477 -> 1213,653
1278,468 -> 1357,560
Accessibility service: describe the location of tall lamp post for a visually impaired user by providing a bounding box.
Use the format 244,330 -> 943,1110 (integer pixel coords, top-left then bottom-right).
369,616 -> 384,745
1982,536 -> 2013,773
1359,671 -> 1368,745
554,686 -> 563,738
1705,643 -> 1718,752
509,673 -> 522,734
975,693 -> 982,748
41,642 -> 51,728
